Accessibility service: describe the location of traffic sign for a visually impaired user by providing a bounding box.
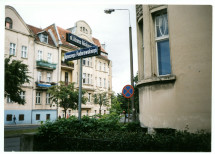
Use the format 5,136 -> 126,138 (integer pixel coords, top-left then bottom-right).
122,85 -> 134,99
66,33 -> 95,48
64,46 -> 100,61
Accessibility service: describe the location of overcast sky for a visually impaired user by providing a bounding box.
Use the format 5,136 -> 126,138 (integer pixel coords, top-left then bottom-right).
3,0 -> 139,94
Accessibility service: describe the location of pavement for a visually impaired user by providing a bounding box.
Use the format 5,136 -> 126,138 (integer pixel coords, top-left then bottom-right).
4,124 -> 40,152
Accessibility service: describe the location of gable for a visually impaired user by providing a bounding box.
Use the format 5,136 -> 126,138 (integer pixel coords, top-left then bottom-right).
5,6 -> 32,35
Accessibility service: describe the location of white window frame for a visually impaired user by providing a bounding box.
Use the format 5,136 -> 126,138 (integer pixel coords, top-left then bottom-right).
36,92 -> 41,104
46,93 -> 51,104
104,63 -> 106,72
21,46 -> 27,58
38,50 -> 43,61
83,73 -> 86,84
104,78 -> 106,88
99,77 -> 102,87
99,62 -> 101,71
154,11 -> 171,76
47,73 -> 51,82
47,53 -> 52,63
20,91 -> 25,100
10,43 -> 16,56
37,71 -> 42,81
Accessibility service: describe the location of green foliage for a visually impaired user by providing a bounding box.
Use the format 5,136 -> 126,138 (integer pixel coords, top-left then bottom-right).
93,92 -> 109,114
35,117 -> 211,151
109,94 -> 123,115
48,82 -> 87,117
4,56 -> 31,104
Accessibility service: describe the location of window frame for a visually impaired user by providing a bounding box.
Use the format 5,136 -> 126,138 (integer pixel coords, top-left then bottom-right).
36,114 -> 40,120
38,50 -> 43,61
19,114 -> 24,121
21,46 -> 28,58
47,72 -> 51,82
10,43 -> 16,56
46,93 -> 51,104
6,114 -> 13,121
5,17 -> 13,29
47,53 -> 52,63
154,10 -> 171,76
36,92 -> 41,104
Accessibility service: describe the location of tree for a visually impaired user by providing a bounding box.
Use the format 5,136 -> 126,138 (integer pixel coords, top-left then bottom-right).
109,93 -> 123,115
4,56 -> 31,104
93,92 -> 109,115
48,82 -> 87,118
133,72 -> 139,120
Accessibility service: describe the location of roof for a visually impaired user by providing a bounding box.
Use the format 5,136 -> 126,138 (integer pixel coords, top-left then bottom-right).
92,37 -> 106,53
27,24 -> 56,47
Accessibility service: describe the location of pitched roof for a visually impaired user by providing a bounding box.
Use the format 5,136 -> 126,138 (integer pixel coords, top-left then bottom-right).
27,24 -> 56,47
92,37 -> 106,53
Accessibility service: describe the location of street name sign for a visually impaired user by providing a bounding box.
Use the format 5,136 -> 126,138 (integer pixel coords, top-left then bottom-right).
64,46 -> 99,61
66,33 -> 95,48
122,85 -> 134,99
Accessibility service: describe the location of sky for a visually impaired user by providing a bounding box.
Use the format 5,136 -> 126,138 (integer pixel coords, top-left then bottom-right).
2,0 -> 139,94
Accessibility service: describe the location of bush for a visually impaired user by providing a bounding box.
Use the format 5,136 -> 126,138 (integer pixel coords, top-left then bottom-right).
34,116 -> 211,152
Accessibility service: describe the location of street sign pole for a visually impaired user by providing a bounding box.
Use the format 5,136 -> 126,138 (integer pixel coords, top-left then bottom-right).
78,58 -> 83,121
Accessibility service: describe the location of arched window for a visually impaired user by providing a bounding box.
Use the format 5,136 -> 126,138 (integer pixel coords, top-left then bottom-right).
5,17 -> 13,29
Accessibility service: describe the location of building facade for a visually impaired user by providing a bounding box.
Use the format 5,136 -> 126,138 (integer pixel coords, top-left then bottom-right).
136,5 -> 212,132
4,5 -> 58,124
4,6 -> 112,124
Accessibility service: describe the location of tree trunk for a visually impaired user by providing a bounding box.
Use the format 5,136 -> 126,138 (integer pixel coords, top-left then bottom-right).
64,110 -> 67,118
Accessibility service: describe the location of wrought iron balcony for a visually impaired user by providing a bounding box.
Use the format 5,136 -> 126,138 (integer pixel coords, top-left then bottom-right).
36,60 -> 57,70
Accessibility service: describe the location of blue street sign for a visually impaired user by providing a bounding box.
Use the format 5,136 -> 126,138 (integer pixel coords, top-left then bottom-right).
64,46 -> 99,61
122,85 -> 134,99
66,33 -> 95,48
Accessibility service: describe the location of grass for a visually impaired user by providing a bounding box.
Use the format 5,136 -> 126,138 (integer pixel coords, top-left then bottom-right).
4,129 -> 38,137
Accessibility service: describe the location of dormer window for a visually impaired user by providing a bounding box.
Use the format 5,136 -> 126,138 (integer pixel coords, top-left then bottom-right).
5,17 -> 13,29
38,33 -> 48,44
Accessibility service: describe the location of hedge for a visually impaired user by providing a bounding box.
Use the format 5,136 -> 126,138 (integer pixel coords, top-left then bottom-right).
34,116 -> 211,152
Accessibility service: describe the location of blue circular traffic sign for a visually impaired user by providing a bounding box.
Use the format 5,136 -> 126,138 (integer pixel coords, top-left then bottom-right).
122,85 -> 134,98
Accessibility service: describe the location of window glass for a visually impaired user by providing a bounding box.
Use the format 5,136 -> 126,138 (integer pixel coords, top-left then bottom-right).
19,114 -> 24,121
36,92 -> 41,104
157,40 -> 171,75
155,14 -> 168,37
46,93 -> 51,104
5,17 -> 12,29
36,114 -> 40,120
21,46 -> 27,58
10,43 -> 16,56
38,50 -> 43,60
46,114 -> 50,120
47,53 -> 52,63
6,114 -> 12,121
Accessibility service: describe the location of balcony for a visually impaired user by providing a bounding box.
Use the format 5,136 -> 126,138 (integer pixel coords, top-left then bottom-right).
61,61 -> 74,70
36,60 -> 57,70
35,81 -> 57,90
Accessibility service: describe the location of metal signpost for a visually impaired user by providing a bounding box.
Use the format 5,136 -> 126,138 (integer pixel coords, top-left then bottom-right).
65,33 -> 100,121
122,85 -> 134,122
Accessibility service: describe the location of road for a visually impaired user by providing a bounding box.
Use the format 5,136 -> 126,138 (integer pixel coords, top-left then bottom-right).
4,124 -> 40,151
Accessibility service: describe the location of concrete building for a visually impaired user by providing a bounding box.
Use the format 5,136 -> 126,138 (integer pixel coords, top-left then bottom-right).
4,5 -> 58,124
136,5 -> 212,132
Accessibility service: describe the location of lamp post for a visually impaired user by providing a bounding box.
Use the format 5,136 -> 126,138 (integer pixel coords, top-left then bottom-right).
104,9 -> 135,121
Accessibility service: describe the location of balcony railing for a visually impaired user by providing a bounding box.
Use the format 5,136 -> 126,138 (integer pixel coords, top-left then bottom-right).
36,60 -> 57,70
61,61 -> 74,69
35,81 -> 57,89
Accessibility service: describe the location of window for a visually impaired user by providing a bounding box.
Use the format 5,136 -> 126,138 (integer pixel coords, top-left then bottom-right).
104,63 -> 106,71
87,74 -> 90,84
46,114 -> 50,120
36,92 -> 41,104
91,74 -> 93,85
7,95 -> 13,103
37,71 -> 42,81
155,11 -> 171,75
104,110 -> 106,115
68,110 -> 71,116
95,77 -> 97,86
19,114 -> 24,121
10,43 -> 16,56
83,58 -> 86,65
104,78 -> 106,88
38,50 -> 43,60
39,34 -> 48,43
65,72 -> 69,85
6,114 -> 12,121
20,91 -> 25,100
47,73 -> 51,82
83,73 -> 86,84
88,93 -> 91,102
46,93 -> 51,104
5,17 -> 12,29
36,114 -> 40,120
21,46 -> 27,58
99,62 -> 101,71
47,53 -> 52,63
99,78 -> 102,87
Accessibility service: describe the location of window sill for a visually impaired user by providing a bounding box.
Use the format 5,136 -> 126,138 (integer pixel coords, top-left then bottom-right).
137,74 -> 176,87
35,103 -> 42,105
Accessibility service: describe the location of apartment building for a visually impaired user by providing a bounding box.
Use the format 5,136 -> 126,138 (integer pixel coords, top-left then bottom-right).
45,20 -> 112,117
4,5 -> 58,124
136,5 -> 212,132
4,6 -> 112,124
